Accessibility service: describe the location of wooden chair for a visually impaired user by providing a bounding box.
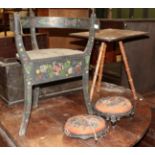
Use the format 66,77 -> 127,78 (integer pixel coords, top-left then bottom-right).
14,9 -> 98,136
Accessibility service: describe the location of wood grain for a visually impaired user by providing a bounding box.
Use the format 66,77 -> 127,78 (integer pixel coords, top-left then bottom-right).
0,87 -> 151,146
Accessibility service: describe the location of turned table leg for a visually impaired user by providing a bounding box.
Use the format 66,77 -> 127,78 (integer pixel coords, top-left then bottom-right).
96,43 -> 107,92
90,42 -> 106,101
119,41 -> 138,100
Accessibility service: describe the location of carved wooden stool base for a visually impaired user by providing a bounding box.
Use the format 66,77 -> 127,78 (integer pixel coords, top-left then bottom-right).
94,96 -> 134,124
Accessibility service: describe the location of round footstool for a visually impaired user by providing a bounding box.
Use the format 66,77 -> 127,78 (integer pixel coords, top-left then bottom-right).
94,96 -> 134,124
64,114 -> 108,140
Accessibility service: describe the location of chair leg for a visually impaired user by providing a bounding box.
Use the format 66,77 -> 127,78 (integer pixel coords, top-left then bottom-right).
82,58 -> 93,114
33,86 -> 40,109
19,81 -> 32,136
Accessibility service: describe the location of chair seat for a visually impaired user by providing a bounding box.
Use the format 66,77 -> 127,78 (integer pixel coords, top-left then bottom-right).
27,48 -> 83,60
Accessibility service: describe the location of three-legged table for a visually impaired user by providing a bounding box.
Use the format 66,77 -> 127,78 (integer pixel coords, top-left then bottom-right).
71,28 -> 148,101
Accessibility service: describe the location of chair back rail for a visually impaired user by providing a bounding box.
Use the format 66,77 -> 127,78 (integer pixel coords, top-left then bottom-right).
22,17 -> 91,29
14,9 -> 98,62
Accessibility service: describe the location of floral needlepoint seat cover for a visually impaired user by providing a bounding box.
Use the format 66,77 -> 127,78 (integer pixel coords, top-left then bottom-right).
94,96 -> 133,122
64,115 -> 108,140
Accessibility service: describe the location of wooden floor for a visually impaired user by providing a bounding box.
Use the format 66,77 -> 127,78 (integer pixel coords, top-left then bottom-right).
0,84 -> 152,147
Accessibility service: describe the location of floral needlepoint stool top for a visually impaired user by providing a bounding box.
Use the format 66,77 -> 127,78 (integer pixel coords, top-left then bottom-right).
64,114 -> 108,140
94,96 -> 134,124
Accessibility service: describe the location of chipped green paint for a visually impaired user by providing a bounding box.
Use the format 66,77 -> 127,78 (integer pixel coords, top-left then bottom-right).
38,18 -> 48,27
21,18 -> 30,27
25,64 -> 32,75
85,55 -> 90,65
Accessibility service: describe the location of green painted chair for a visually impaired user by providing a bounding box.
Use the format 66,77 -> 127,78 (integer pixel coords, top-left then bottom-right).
14,9 -> 98,136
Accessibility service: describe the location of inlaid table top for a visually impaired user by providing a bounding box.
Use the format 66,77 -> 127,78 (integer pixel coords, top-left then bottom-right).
71,28 -> 148,42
